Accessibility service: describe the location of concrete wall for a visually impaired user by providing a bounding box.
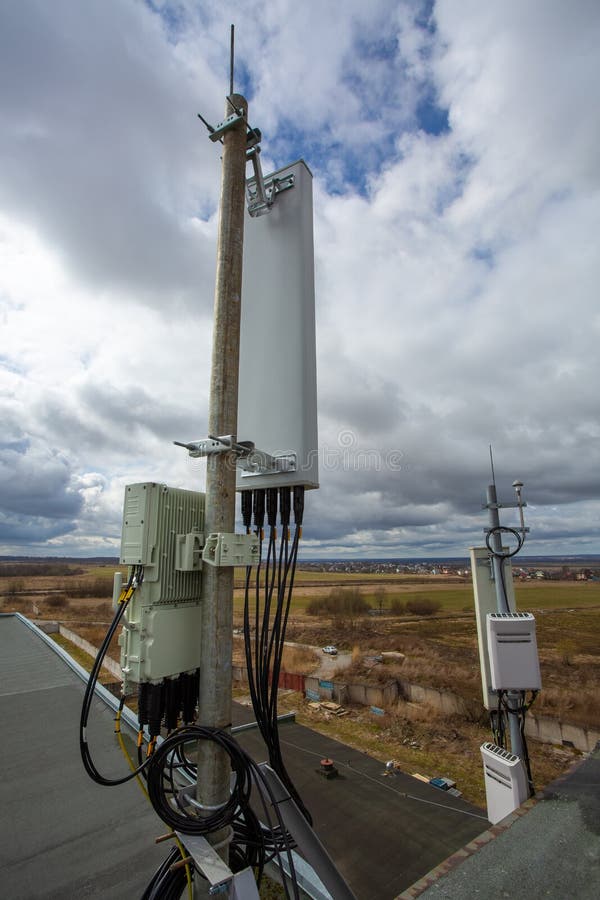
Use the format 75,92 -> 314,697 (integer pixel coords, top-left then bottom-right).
59,624 -> 122,680
304,674 -> 398,709
72,643 -> 597,754
346,680 -> 399,708
31,619 -> 59,634
233,664 -> 248,683
398,679 -> 469,717
303,670 -> 600,754
524,713 -> 600,754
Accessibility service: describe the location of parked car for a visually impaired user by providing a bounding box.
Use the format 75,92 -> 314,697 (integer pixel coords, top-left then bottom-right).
322,645 -> 338,656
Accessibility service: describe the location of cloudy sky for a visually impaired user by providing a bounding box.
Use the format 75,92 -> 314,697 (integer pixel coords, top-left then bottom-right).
1,0 -> 599,559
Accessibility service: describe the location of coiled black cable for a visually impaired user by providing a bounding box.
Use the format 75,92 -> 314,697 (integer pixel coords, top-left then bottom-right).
485,525 -> 524,559
145,724 -> 300,899
146,726 -> 251,834
485,525 -> 525,614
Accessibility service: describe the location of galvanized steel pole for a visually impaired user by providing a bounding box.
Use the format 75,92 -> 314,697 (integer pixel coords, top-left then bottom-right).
197,93 -> 248,854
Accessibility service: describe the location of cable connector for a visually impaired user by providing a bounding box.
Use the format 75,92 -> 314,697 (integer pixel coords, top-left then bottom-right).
293,486 -> 305,537
147,683 -> 165,738
266,488 -> 278,534
253,489 -> 265,539
279,487 -> 291,528
280,487 -> 291,539
241,491 -> 253,533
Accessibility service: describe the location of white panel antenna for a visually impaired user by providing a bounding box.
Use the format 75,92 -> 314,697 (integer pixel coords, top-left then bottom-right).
486,612 -> 542,691
470,547 -> 516,709
237,159 -> 319,490
481,742 -> 528,824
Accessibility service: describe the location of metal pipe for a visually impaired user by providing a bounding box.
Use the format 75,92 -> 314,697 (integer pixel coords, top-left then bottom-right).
486,484 -> 526,766
259,765 -> 358,900
486,484 -> 510,614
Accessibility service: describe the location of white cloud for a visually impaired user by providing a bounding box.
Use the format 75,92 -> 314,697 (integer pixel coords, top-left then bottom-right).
0,0 -> 599,558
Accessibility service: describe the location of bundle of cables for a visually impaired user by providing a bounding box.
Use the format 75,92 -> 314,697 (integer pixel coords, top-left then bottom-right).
79,499 -> 308,897
241,485 -> 312,824
145,725 -> 300,899
141,846 -> 190,900
79,564 -> 155,787
492,688 -> 539,794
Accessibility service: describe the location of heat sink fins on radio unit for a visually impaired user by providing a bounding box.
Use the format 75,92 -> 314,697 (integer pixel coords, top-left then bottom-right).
118,483 -> 205,688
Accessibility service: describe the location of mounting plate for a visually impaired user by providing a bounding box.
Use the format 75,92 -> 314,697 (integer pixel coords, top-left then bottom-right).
202,533 -> 260,567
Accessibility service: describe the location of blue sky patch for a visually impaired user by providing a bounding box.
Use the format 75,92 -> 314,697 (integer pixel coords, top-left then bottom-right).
470,245 -> 496,268
0,438 -> 30,454
416,91 -> 449,135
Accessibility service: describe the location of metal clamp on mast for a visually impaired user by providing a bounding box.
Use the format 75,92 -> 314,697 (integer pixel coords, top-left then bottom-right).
173,435 -> 296,476
198,96 -> 294,218
246,145 -> 295,217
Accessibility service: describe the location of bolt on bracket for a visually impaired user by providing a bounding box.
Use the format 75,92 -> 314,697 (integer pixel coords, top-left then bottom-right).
246,147 -> 295,217
174,435 -> 296,476
202,533 -> 260,568
208,110 -> 246,142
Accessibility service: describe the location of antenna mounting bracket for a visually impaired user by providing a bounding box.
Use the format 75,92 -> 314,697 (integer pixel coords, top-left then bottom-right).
173,435 -> 296,476
246,147 -> 295,217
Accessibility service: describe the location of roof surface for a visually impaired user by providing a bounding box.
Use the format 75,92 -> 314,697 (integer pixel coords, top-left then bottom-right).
233,706 -> 487,899
408,743 -> 600,900
0,614 -> 167,899
0,615 -> 487,899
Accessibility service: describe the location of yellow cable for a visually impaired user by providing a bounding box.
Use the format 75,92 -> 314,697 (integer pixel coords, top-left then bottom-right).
172,835 -> 194,900
114,716 -> 193,896
112,576 -> 192,893
114,708 -> 149,799
113,578 -> 191,898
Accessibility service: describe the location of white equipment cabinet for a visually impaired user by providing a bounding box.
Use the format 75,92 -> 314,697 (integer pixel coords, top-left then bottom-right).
481,742 -> 528,824
486,612 -> 542,692
118,482 -> 205,688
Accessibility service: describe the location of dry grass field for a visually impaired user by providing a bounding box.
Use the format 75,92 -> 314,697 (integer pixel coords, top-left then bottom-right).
2,560 -> 598,808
